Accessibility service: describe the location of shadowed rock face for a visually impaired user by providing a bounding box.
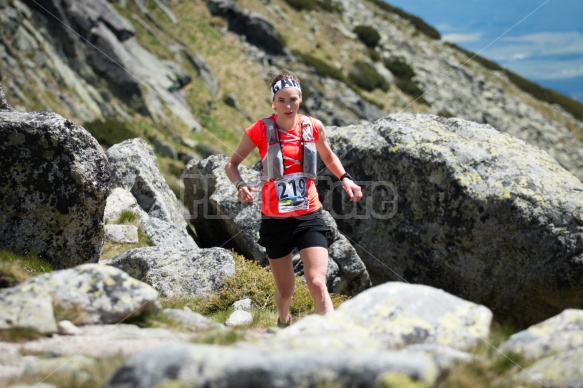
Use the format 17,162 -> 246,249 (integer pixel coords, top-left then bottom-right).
0,104 -> 110,268
319,113 -> 583,328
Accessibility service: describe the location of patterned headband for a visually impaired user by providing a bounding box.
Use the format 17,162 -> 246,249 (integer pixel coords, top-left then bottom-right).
271,79 -> 302,100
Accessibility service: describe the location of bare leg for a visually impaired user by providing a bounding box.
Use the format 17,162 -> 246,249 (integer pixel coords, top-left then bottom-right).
269,253 -> 294,324
300,246 -> 333,314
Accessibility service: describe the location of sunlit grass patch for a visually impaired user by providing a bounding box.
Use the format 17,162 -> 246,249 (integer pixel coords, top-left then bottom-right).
0,250 -> 53,289
0,327 -> 46,343
162,252 -> 349,330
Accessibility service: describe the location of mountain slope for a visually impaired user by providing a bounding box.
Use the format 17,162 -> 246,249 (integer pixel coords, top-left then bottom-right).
1,0 -> 582,180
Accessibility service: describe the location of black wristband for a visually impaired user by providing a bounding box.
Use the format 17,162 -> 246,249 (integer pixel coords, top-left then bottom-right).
339,172 -> 353,181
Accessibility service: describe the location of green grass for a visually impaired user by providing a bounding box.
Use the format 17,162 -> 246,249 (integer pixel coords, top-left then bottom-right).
365,0 -> 441,40
99,226 -> 153,262
117,210 -> 138,224
0,250 -> 53,289
0,328 -> 46,343
161,253 -> 348,330
436,320 -> 538,387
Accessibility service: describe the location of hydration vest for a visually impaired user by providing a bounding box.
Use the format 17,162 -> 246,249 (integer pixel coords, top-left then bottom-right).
260,115 -> 318,182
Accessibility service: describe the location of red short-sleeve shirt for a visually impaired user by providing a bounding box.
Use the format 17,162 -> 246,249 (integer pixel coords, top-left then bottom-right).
246,114 -> 321,217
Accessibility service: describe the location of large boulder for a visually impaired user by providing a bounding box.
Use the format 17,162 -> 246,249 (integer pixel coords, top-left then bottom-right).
320,113 -> 583,327
106,343 -> 440,388
206,0 -> 290,57
0,264 -> 160,334
106,246 -> 235,298
106,138 -> 197,249
183,154 -> 371,296
0,105 -> 109,268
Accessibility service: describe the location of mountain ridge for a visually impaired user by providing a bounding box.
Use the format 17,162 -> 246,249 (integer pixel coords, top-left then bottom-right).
1,0 -> 582,180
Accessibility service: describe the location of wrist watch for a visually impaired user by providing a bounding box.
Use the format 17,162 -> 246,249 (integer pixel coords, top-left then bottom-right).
339,172 -> 353,181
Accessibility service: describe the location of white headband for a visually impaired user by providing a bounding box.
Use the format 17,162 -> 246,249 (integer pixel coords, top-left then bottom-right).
271,79 -> 302,100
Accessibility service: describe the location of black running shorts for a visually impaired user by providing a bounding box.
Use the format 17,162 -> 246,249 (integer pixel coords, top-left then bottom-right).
258,208 -> 329,259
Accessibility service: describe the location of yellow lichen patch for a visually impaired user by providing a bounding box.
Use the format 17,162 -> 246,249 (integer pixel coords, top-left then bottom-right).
103,276 -> 117,287
438,308 -> 489,348
379,369 -> 435,388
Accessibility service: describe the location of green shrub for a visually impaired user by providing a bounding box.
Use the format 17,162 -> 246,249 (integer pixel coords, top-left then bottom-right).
349,61 -> 389,92
383,58 -> 415,80
445,42 -> 583,121
365,0 -> 440,40
284,0 -> 317,11
293,50 -> 345,82
83,120 -> 139,147
437,109 -> 455,118
353,25 -> 381,48
396,80 -> 428,105
316,0 -> 342,13
504,70 -> 583,122
383,58 -> 427,103
284,0 -> 341,12
367,47 -> 381,62
444,42 -> 504,71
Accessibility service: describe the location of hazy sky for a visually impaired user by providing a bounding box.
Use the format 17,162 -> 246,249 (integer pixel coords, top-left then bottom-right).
384,0 -> 583,99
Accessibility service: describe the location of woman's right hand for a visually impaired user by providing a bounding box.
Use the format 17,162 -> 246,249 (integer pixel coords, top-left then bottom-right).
237,184 -> 258,202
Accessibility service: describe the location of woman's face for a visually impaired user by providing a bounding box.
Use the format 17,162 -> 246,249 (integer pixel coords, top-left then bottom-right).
272,87 -> 302,119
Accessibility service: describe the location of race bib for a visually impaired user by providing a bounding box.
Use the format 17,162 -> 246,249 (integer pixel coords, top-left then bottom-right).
275,172 -> 309,213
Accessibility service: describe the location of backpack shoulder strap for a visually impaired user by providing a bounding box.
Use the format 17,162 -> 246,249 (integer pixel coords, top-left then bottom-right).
262,117 -> 279,145
299,115 -> 315,141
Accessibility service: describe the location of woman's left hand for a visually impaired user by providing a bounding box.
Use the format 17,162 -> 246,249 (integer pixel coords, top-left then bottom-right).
342,180 -> 363,202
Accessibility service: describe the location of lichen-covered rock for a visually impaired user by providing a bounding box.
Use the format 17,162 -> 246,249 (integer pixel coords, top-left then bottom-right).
334,282 -> 492,351
0,288 -> 56,334
321,113 -> 583,327
104,187 -> 147,223
500,309 -> 583,360
106,138 -> 197,249
514,347 -> 583,388
183,154 -> 371,296
0,264 -> 160,333
106,342 -> 440,388
106,246 -> 235,298
0,110 -> 109,268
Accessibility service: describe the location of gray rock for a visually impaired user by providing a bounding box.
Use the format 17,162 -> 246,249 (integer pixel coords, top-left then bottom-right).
0,110 -> 109,268
225,310 -> 253,327
107,246 -> 235,298
0,289 -> 56,334
104,187 -> 147,223
500,309 -> 583,360
321,113 -> 583,327
20,324 -> 194,358
104,224 -> 139,244
0,81 -> 12,110
183,154 -> 371,295
0,264 -> 160,334
161,309 -> 223,332
107,138 -> 197,248
57,320 -> 83,336
206,0 -> 290,56
333,282 -> 493,351
138,216 -> 197,249
516,347 -> 583,388
106,342 -> 440,387
232,298 -> 253,311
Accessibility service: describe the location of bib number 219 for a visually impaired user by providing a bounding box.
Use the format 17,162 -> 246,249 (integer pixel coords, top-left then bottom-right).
275,173 -> 309,213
